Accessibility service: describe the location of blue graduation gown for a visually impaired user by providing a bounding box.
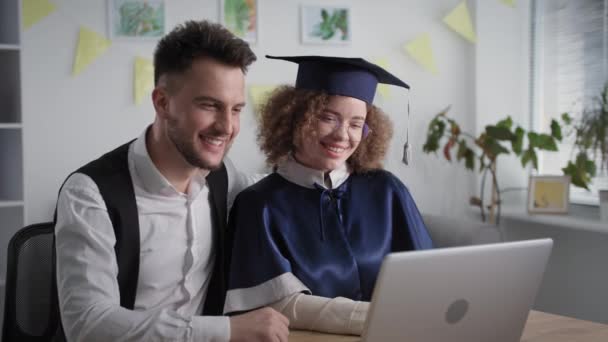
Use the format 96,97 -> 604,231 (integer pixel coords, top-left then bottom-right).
224,170 -> 433,313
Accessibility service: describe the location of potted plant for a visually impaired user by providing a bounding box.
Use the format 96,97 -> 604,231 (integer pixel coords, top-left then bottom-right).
422,106 -> 591,224
562,82 -> 608,220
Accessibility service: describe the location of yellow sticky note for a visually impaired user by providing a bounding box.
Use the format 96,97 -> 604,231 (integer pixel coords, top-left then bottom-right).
443,1 -> 477,44
500,0 -> 516,8
72,27 -> 110,76
404,33 -> 438,74
249,85 -> 277,116
22,0 -> 57,30
134,57 -> 154,105
373,58 -> 391,99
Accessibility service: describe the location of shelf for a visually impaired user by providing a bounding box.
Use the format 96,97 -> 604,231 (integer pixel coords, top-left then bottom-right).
0,129 -> 23,201
0,44 -> 19,51
0,200 -> 23,208
0,123 -> 22,129
0,0 -> 19,45
500,205 -> 608,234
0,49 -> 21,123
0,206 -> 23,280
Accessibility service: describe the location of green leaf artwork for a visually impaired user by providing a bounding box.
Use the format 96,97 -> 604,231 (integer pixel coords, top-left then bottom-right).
223,0 -> 256,41
302,6 -> 350,44
111,0 -> 165,38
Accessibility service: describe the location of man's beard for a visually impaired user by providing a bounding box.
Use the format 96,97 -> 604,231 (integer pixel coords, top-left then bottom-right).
167,119 -> 230,170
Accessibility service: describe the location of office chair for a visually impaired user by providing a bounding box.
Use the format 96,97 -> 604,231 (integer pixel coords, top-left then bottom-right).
2,222 -> 60,341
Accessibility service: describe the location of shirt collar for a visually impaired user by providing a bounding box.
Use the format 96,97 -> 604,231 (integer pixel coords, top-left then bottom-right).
131,127 -> 208,197
276,155 -> 350,189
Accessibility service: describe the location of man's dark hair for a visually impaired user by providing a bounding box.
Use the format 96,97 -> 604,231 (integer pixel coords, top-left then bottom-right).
153,20 -> 257,85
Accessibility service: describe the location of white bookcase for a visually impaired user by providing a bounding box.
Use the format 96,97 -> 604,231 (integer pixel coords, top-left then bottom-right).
0,0 -> 24,287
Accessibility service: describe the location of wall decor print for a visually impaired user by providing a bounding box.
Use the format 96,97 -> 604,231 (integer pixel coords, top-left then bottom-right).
300,5 -> 351,44
527,175 -> 571,214
108,0 -> 165,39
221,0 -> 258,43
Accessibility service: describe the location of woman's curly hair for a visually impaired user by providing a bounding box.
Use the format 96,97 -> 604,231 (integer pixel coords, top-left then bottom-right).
257,86 -> 393,173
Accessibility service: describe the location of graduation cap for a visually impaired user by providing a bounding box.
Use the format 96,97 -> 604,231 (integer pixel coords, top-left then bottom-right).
267,55 -> 413,166
266,55 -> 409,104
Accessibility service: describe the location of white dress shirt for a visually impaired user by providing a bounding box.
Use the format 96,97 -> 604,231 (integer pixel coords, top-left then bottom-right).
55,129 -> 257,342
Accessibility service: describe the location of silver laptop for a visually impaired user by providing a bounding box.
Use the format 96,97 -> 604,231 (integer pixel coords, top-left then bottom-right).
362,239 -> 553,342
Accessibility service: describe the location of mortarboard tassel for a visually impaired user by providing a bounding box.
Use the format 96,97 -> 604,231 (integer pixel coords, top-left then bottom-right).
402,95 -> 412,165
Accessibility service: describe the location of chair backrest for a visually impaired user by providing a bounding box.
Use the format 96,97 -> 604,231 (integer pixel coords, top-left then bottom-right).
2,222 -> 60,342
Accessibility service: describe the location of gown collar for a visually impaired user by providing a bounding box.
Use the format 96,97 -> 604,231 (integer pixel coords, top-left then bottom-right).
276,156 -> 350,189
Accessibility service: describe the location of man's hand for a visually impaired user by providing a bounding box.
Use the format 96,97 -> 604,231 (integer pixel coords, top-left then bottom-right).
230,307 -> 290,342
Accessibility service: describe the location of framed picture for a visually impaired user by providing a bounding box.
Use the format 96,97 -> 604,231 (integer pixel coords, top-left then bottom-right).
107,0 -> 165,40
220,0 -> 258,43
527,175 -> 571,214
300,5 -> 351,45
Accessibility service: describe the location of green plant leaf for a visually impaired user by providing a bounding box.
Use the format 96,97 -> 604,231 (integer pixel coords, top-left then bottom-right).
561,112 -> 572,125
478,154 -> 486,172
550,119 -> 562,141
527,132 -> 558,151
486,125 -> 515,141
422,118 -> 446,153
422,138 -> 439,153
496,116 -> 513,129
537,134 -> 558,151
464,149 -> 475,170
521,148 -> 538,169
576,152 -> 597,177
527,132 -> 540,147
512,126 -> 524,155
562,162 -> 586,189
456,139 -> 467,161
484,137 -> 509,159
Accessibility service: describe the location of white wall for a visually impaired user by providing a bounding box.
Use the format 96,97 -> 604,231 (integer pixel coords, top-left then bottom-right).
21,0 -> 501,224
475,0 -> 532,205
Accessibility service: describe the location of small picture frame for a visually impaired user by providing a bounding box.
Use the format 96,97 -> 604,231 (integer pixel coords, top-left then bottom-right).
220,0 -> 258,43
527,175 -> 571,214
107,0 -> 165,40
300,5 -> 351,45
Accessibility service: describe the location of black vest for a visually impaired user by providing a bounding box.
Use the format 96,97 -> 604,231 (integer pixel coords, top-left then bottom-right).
53,141 -> 229,338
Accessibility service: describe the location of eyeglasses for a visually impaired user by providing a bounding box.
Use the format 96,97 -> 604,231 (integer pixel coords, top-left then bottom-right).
314,113 -> 370,141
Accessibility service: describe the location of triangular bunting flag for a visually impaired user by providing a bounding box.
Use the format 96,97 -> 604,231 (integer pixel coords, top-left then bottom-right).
373,58 -> 391,99
443,1 -> 477,43
134,57 -> 154,105
500,0 -> 516,8
72,27 -> 110,76
23,0 -> 57,30
403,33 -> 438,74
249,85 -> 277,118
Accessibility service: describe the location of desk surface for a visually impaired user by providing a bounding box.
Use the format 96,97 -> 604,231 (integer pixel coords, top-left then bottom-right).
289,310 -> 608,342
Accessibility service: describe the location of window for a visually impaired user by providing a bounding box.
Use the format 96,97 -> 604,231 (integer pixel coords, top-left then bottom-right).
531,0 -> 608,205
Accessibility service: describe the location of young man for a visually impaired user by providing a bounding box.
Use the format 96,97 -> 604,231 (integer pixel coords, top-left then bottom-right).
54,21 -> 288,342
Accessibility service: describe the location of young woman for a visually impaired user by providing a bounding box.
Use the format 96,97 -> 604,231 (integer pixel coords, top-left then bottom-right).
224,55 -> 433,335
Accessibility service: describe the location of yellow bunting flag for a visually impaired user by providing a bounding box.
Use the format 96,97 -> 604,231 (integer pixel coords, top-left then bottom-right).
72,27 -> 110,76
403,33 -> 438,74
500,0 -> 516,7
249,85 -> 277,118
134,57 -> 154,105
443,1 -> 477,44
22,0 -> 57,30
373,58 -> 391,99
